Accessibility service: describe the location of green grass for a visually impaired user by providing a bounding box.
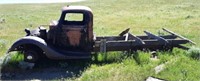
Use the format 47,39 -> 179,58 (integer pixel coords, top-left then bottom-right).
0,0 -> 200,80
73,53 -> 156,81
154,54 -> 200,81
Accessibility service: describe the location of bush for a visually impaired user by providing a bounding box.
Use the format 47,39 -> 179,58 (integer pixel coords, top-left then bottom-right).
187,47 -> 200,60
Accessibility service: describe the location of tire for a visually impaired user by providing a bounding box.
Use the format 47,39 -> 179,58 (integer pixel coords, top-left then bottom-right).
24,49 -> 40,63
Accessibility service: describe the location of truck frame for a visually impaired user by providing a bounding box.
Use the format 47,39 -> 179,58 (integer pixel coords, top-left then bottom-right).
7,6 -> 195,63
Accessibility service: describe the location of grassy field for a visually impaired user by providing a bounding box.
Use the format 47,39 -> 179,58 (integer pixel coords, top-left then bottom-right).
0,0 -> 200,80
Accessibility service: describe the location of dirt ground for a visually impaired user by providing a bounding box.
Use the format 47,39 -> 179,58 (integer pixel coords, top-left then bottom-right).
0,60 -> 89,80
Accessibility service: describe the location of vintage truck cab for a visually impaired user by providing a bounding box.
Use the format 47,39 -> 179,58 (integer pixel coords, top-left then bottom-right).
7,6 -> 94,62
48,6 -> 94,51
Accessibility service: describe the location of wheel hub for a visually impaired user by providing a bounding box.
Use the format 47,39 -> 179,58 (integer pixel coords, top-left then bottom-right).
27,55 -> 33,60
24,50 -> 39,63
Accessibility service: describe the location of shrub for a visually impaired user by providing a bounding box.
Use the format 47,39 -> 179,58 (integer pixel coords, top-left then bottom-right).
187,47 -> 200,60
0,39 -> 6,49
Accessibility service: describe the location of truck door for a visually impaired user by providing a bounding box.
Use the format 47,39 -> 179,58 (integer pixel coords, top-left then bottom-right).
60,12 -> 88,51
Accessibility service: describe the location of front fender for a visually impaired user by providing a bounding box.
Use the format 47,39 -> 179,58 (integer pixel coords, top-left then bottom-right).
7,36 -> 47,53
7,36 -> 90,60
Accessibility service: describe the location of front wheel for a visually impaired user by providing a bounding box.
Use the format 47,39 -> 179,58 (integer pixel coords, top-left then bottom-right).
24,49 -> 40,63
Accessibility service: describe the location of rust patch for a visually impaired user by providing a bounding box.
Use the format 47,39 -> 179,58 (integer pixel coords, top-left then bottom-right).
66,30 -> 81,46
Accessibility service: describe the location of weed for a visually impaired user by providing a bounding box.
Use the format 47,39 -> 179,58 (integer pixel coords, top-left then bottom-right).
92,52 -> 125,64
132,51 -> 150,65
2,52 -> 23,68
157,52 -> 172,63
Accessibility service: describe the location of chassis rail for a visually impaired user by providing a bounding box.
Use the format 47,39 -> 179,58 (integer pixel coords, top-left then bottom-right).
93,28 -> 194,52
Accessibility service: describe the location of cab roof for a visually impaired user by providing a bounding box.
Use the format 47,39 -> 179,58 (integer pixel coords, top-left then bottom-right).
62,6 -> 92,12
